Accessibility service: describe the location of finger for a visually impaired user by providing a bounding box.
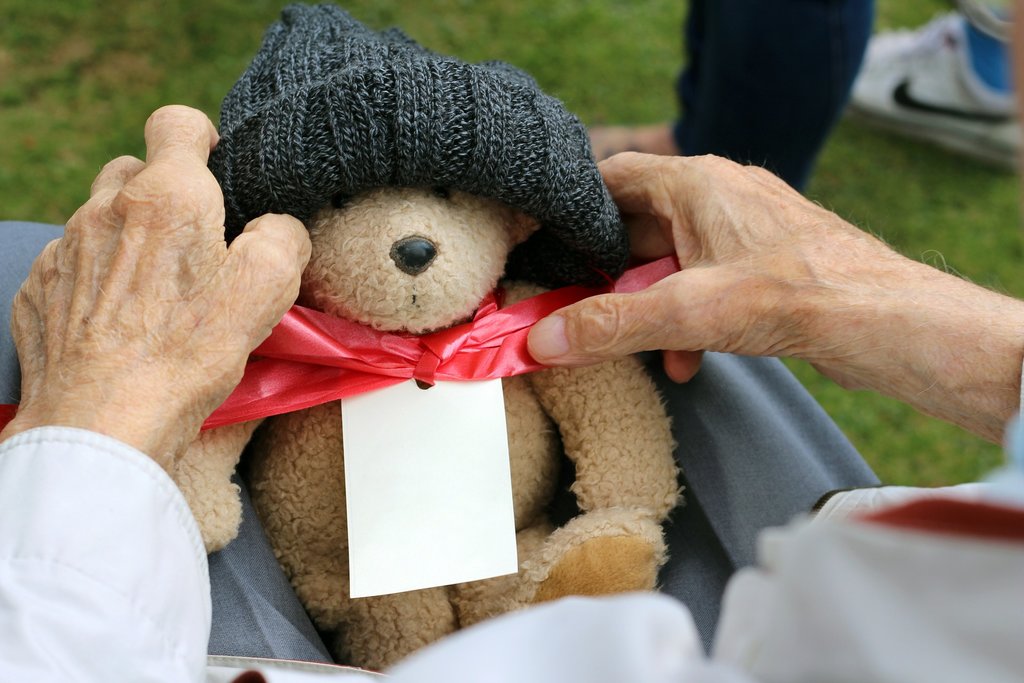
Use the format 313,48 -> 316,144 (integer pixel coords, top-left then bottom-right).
528,275 -> 702,366
9,288 -> 46,401
14,241 -> 62,401
662,349 -> 703,383
600,153 -> 673,223
27,238 -> 63,303
626,213 -> 675,260
143,105 -> 219,167
75,158 -> 147,280
222,213 -> 312,341
90,156 -> 145,198
113,106 -> 224,234
601,153 -> 716,266
603,155 -> 675,260
232,212 -> 312,281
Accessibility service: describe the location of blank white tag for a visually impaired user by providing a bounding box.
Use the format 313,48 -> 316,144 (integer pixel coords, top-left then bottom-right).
341,378 -> 518,598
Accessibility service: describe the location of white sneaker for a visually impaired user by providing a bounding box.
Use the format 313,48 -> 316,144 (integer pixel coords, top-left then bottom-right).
848,14 -> 1019,170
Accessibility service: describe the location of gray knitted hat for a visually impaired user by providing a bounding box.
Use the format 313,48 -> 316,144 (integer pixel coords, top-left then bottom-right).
209,3 -> 627,288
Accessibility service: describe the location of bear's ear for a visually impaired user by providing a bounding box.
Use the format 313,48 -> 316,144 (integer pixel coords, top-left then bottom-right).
507,210 -> 540,248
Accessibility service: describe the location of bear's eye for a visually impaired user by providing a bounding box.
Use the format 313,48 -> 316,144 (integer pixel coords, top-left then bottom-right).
331,192 -> 352,209
432,186 -> 450,200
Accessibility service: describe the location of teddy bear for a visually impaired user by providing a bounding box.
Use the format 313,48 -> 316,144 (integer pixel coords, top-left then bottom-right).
171,4 -> 680,671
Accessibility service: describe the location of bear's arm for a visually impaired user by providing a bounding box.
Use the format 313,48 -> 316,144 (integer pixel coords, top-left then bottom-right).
502,281 -> 680,518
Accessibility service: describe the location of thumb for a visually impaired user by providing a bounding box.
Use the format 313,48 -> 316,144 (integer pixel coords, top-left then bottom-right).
528,274 -> 705,366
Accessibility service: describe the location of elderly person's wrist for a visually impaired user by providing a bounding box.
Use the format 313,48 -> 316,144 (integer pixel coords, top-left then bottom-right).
0,396 -> 186,471
801,254 -> 1024,442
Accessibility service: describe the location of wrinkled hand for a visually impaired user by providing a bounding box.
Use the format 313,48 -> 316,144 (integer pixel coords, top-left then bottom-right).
0,105 -> 311,469
528,152 -> 1024,442
529,152 -> 905,381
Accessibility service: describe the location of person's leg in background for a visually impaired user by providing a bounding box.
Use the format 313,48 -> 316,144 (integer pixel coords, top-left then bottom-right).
0,221 -> 331,662
592,0 -> 874,190
676,0 -> 874,189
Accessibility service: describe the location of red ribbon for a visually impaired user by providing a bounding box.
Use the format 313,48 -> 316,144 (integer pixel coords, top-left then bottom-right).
0,257 -> 678,432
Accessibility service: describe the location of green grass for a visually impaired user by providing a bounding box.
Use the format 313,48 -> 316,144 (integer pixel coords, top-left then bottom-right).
0,0 -> 1016,485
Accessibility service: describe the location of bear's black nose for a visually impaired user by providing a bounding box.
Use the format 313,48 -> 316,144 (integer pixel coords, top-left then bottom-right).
390,236 -> 437,276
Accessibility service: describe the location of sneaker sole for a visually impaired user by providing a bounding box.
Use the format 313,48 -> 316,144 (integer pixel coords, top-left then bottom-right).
845,105 -> 1019,171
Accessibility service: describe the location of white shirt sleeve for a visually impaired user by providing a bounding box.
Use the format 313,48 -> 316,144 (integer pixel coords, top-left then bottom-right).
714,505 -> 1024,683
389,593 -> 755,683
0,426 -> 211,683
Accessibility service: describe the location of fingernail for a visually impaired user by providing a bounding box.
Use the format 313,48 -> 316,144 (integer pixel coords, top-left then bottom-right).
529,316 -> 570,361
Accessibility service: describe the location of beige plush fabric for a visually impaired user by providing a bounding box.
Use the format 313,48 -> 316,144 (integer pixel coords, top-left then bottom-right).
176,188 -> 679,671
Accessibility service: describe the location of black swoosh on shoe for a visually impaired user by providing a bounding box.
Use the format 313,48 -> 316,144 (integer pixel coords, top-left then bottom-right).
893,79 -> 1012,124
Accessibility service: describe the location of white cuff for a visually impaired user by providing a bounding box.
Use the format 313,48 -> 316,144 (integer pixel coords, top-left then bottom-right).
0,426 -> 210,682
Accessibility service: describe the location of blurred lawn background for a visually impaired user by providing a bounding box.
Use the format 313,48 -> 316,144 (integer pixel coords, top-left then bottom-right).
1,0 -> 1017,485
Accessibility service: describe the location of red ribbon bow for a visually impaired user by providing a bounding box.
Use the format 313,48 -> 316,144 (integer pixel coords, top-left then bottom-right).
0,257 -> 678,432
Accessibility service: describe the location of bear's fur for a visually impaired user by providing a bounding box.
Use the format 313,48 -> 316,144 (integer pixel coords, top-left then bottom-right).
173,185 -> 680,670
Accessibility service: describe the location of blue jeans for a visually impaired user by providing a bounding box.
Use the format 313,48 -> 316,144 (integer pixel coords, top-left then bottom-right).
676,0 -> 875,190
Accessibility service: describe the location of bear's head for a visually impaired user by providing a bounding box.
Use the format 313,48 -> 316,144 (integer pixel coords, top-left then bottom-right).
300,187 -> 538,334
